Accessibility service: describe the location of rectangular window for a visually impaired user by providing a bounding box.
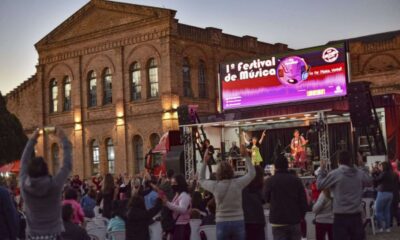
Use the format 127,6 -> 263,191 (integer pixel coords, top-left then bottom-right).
199,72 -> 207,98
149,68 -> 159,98
107,145 -> 115,174
51,87 -> 58,113
89,80 -> 97,107
104,75 -> 112,105
92,145 -> 99,175
64,83 -> 71,111
132,71 -> 141,100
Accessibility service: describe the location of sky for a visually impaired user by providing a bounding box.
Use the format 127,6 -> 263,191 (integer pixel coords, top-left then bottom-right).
0,0 -> 399,95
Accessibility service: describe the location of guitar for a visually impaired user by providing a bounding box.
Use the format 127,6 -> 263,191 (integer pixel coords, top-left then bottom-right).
291,130 -> 311,157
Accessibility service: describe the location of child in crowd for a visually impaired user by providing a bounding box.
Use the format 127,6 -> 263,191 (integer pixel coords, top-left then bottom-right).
62,188 -> 85,225
107,200 -> 127,239
80,188 -> 97,218
61,204 -> 90,240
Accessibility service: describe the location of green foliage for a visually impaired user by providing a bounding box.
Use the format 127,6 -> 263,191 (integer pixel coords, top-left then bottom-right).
0,92 -> 28,165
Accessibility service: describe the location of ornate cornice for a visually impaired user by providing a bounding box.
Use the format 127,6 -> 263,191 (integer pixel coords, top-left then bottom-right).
362,38 -> 399,54
176,23 -> 287,53
371,84 -> 400,95
39,28 -> 170,65
37,16 -> 171,52
35,0 -> 175,49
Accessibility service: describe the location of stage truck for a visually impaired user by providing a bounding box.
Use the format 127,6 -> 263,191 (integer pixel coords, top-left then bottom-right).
177,42 -> 390,179
145,130 -> 184,176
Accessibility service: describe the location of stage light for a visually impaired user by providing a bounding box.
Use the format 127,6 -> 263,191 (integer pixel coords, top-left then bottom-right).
304,114 -> 311,117
279,117 -> 286,120
256,119 -> 263,122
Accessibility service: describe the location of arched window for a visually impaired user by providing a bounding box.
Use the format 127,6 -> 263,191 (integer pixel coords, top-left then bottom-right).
130,62 -> 141,101
63,76 -> 72,111
150,133 -> 160,149
182,58 -> 192,97
50,79 -> 58,113
148,59 -> 159,98
91,140 -> 100,175
51,143 -> 59,173
106,138 -> 115,174
88,71 -> 97,107
103,68 -> 112,105
133,135 -> 144,173
198,60 -> 207,98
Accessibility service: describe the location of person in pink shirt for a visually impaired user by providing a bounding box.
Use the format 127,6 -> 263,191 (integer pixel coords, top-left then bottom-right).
62,188 -> 85,225
160,174 -> 192,240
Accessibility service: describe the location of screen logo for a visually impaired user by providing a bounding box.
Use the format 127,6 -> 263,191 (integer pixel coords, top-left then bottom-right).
277,56 -> 310,85
322,47 -> 339,63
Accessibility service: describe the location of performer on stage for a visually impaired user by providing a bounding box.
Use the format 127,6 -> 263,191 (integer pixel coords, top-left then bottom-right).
243,130 -> 267,166
202,139 -> 215,174
290,129 -> 308,169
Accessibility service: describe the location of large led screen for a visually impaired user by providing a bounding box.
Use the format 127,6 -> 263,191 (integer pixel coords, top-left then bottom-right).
220,43 -> 348,110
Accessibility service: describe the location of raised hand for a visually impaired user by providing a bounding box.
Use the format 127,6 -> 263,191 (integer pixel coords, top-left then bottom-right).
32,128 -> 40,140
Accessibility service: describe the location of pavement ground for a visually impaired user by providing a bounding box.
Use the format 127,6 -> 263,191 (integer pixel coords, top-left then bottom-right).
367,226 -> 400,240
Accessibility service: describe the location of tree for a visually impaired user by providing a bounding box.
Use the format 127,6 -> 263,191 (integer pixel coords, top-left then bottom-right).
0,91 -> 28,166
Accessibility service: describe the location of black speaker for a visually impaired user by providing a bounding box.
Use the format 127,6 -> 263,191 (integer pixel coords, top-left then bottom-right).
347,81 -> 375,128
177,105 -> 190,126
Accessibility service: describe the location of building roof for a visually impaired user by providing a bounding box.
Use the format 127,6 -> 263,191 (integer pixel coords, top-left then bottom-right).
35,0 -> 176,49
5,74 -> 37,99
328,30 -> 400,44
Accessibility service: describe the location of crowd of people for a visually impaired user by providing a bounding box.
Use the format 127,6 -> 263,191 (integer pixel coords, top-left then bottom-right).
0,127 -> 400,240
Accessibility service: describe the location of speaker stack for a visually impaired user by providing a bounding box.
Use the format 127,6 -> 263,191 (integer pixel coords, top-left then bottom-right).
347,81 -> 376,128
347,81 -> 386,155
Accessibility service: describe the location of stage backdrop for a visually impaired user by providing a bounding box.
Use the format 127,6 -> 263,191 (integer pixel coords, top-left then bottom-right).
251,123 -> 352,166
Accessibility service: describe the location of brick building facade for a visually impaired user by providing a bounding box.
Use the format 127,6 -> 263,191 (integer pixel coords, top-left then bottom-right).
5,0 -> 400,177
5,0 -> 288,177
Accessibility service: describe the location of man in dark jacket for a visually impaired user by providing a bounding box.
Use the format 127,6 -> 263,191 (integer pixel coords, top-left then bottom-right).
264,154 -> 308,240
243,166 -> 266,240
0,186 -> 19,240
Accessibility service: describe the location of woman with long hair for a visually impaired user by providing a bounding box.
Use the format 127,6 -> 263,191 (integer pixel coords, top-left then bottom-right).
99,173 -> 116,219
199,148 -> 255,240
374,161 -> 397,232
160,174 -> 192,240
